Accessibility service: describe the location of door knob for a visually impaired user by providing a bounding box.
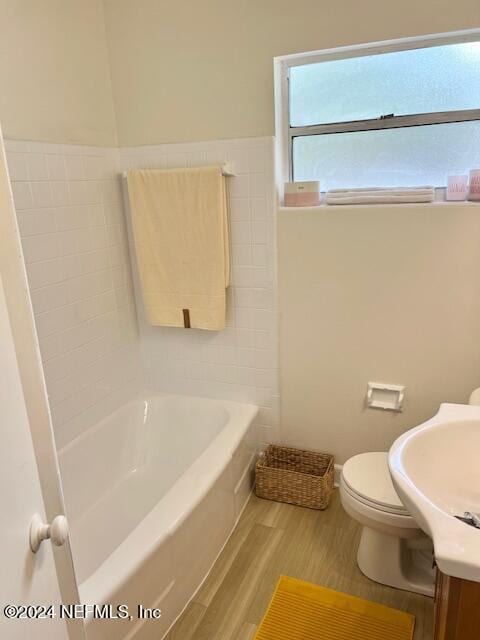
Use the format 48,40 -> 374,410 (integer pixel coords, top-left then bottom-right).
29,514 -> 69,553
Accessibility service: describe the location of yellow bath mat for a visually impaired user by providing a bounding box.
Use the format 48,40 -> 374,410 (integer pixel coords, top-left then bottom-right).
255,576 -> 415,640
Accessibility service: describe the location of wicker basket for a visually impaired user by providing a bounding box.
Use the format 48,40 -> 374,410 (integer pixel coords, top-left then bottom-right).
255,445 -> 334,510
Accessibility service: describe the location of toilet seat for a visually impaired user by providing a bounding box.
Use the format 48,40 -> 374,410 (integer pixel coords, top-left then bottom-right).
341,479 -> 412,517
342,452 -> 409,516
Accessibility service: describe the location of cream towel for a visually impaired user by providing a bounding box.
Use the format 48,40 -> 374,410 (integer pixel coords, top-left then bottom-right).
127,166 -> 230,330
326,186 -> 435,205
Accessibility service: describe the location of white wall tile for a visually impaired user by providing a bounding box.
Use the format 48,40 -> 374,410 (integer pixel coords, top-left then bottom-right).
26,258 -> 65,289
38,333 -> 61,361
251,197 -> 267,220
6,152 -> 28,181
11,182 -> 33,209
16,208 -> 57,236
252,245 -> 267,267
248,147 -> 267,174
186,151 -> 207,168
231,244 -> 252,266
25,154 -> 49,181
252,221 -> 267,244
30,283 -> 67,314
65,155 -> 85,181
30,181 -> 52,208
229,198 -> 250,222
50,181 -> 70,206
231,221 -> 252,244
47,154 -> 67,181
226,146 -> 249,174
6,140 -> 141,446
22,233 -> 59,263
229,174 -> 250,198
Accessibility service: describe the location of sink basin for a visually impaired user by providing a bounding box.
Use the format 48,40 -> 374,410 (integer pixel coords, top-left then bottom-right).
389,403 -> 480,582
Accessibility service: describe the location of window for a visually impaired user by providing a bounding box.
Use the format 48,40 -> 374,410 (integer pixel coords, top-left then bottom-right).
285,36 -> 480,190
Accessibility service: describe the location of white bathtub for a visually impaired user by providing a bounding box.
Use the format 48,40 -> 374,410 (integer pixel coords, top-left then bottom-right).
58,393 -> 258,640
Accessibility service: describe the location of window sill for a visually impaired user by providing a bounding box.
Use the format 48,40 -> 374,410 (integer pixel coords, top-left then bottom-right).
278,199 -> 480,212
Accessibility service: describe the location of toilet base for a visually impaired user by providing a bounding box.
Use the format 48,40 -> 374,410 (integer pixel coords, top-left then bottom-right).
357,526 -> 435,597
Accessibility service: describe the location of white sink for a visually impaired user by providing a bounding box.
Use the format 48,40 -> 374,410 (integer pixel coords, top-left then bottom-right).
389,403 -> 480,582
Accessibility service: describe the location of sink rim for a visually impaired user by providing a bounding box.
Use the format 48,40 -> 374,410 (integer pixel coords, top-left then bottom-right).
389,402 -> 480,583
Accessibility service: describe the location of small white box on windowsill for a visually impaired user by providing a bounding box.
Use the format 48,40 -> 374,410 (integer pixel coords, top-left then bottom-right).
284,181 -> 320,207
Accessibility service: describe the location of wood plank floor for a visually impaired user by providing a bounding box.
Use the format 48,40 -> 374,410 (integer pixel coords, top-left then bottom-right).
166,490 -> 434,640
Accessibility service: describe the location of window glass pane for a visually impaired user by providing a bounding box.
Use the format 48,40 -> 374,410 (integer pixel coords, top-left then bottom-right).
292,121 -> 480,189
290,42 -> 480,126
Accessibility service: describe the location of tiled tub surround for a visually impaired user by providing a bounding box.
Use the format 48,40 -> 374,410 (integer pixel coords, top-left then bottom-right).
5,140 -> 141,448
120,137 -> 280,444
5,136 -> 279,448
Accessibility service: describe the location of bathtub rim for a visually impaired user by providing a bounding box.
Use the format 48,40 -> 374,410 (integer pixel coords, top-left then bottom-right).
73,393 -> 258,607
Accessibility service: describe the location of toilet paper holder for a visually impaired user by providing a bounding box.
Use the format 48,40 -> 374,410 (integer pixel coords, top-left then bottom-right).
367,382 -> 405,411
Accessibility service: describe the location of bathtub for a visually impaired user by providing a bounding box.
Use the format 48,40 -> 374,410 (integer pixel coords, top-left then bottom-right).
58,393 -> 258,640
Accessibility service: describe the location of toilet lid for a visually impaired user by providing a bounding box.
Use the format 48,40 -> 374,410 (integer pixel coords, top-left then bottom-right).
342,452 -> 408,513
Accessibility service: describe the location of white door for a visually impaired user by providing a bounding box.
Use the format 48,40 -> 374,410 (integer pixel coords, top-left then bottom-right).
0,275 -> 68,639
0,131 -> 83,639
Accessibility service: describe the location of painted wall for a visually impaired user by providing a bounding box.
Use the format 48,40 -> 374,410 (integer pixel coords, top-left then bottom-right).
2,0 -> 477,146
0,0 -> 117,146
278,204 -> 480,464
103,0 -> 480,145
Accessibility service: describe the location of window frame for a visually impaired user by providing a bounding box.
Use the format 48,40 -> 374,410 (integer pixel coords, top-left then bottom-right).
276,29 -> 480,184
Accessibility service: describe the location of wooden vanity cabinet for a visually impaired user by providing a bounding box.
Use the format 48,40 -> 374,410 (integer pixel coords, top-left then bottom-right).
434,569 -> 480,639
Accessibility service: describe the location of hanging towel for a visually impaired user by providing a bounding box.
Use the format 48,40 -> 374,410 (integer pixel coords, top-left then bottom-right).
127,166 -> 230,331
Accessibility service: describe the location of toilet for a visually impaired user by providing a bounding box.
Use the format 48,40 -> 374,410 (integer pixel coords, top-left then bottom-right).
340,451 -> 435,596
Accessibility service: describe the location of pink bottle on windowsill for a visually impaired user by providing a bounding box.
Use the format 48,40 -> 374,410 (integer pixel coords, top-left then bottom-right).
446,175 -> 469,201
468,170 -> 480,201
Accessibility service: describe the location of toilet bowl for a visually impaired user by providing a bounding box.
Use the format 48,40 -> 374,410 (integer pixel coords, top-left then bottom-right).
340,451 -> 435,596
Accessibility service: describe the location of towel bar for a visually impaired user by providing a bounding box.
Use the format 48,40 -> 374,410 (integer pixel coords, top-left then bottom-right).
121,162 -> 235,179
